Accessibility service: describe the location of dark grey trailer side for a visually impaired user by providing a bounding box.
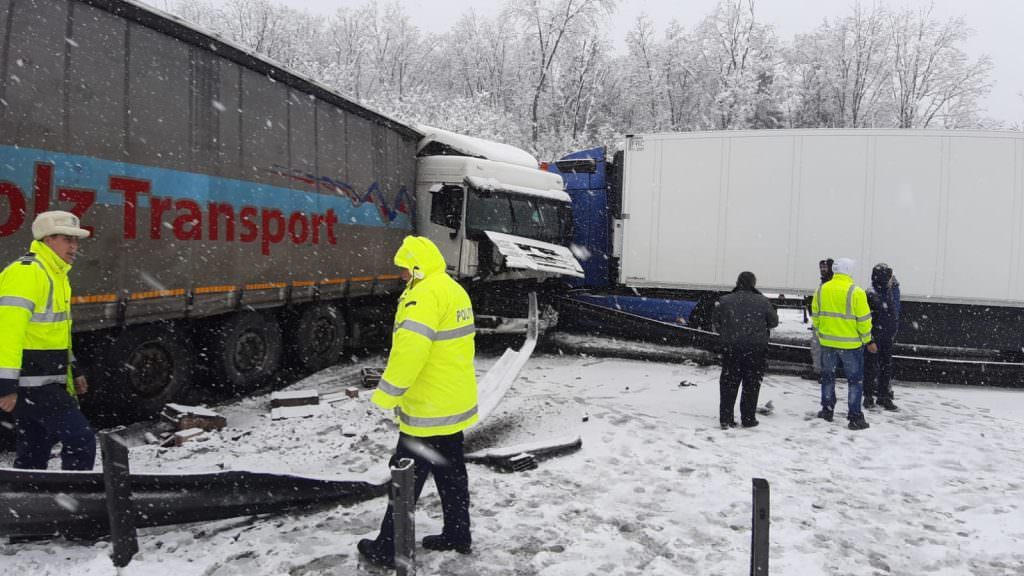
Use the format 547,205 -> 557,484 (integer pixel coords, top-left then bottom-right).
0,0 -> 418,416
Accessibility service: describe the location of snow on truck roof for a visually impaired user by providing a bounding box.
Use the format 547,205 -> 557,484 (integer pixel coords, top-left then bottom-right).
464,176 -> 571,203
415,125 -> 541,169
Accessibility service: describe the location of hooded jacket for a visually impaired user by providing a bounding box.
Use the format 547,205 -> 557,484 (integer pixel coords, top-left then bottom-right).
0,240 -> 80,408
712,273 -> 779,348
811,258 -> 873,349
371,236 -> 478,437
868,277 -> 901,344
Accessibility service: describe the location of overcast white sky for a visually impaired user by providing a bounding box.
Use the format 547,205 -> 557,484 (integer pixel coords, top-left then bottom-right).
270,0 -> 1023,125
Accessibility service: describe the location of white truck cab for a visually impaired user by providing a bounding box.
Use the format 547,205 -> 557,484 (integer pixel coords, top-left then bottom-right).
414,125 -> 583,281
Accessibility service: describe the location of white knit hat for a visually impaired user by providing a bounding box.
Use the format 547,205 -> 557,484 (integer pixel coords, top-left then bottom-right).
32,210 -> 90,240
832,257 -> 856,276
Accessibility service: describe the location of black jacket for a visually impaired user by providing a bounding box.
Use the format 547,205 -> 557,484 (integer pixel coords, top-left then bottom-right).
712,289 -> 779,348
867,279 -> 901,344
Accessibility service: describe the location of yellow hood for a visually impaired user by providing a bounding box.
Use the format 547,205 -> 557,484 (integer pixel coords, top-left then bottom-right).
394,236 -> 446,280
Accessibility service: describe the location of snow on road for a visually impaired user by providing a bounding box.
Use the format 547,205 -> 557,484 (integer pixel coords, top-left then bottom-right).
2,347 -> 1023,575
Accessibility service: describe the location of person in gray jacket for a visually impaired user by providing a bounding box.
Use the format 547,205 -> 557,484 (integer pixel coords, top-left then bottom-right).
712,271 -> 779,429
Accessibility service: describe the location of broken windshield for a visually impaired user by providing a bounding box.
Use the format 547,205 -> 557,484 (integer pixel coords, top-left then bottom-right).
465,188 -> 571,244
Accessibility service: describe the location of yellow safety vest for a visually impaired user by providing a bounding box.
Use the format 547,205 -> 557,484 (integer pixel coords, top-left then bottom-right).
372,236 -> 478,437
0,240 -> 77,398
811,273 -> 873,350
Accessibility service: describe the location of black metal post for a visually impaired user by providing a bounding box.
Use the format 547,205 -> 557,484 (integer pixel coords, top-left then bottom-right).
391,457 -> 415,576
100,427 -> 138,568
750,478 -> 770,576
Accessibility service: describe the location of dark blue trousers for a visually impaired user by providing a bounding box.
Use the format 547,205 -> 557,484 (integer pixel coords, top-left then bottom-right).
14,404 -> 96,471
864,339 -> 895,400
369,431 -> 471,555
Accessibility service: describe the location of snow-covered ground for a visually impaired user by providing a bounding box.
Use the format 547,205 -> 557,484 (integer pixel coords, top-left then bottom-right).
2,341 -> 1024,575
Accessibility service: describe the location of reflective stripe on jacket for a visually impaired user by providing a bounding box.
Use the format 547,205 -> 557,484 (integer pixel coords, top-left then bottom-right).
0,240 -> 77,397
811,273 -> 873,350
372,236 -> 478,437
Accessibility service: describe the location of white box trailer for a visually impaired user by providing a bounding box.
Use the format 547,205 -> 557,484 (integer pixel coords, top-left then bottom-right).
615,129 -> 1024,351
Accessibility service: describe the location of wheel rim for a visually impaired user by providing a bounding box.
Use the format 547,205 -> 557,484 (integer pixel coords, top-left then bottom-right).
309,315 -> 338,356
128,342 -> 175,399
234,330 -> 267,373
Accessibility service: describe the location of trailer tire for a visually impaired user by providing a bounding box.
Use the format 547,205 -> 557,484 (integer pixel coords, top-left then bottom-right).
103,324 -> 193,418
209,311 -> 282,392
290,304 -> 346,373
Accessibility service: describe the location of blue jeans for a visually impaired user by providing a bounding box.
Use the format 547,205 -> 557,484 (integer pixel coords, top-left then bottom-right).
819,346 -> 865,420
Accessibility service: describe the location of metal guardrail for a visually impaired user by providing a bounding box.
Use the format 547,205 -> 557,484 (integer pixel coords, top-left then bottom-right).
391,458 -> 416,576
99,428 -> 138,567
553,296 -> 1024,387
750,479 -> 770,576
0,466 -> 387,540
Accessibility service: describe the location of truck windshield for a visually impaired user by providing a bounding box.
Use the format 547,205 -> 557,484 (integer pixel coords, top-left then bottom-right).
465,188 -> 571,244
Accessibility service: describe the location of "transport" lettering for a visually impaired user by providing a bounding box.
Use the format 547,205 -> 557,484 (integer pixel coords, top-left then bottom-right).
1,164 -> 341,256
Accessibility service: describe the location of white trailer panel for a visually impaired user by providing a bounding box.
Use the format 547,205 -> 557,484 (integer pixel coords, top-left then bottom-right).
618,130 -> 1024,306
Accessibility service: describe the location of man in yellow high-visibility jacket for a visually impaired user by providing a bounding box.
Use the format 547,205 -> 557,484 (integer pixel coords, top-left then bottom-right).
811,257 -> 877,431
0,211 -> 96,469
358,236 -> 477,568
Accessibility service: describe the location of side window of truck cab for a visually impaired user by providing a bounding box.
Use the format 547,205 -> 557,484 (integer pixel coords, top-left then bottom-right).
430,185 -> 464,230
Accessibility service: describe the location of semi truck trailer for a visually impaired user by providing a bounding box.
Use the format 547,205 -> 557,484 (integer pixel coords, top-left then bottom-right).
0,0 -> 581,418
550,129 -> 1024,356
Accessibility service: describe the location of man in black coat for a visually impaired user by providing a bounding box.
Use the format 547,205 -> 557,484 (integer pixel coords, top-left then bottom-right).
864,263 -> 900,411
712,271 -> 779,429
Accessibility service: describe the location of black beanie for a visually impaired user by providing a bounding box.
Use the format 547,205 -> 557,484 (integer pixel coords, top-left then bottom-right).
736,271 -> 757,291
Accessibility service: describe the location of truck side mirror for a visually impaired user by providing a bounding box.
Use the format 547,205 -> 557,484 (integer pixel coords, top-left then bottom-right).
430,185 -> 463,238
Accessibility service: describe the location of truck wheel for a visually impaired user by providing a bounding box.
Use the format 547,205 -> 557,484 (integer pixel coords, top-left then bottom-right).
209,311 -> 282,392
290,304 -> 346,373
104,324 -> 193,419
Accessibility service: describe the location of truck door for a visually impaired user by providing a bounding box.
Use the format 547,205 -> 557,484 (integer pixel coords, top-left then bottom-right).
425,183 -> 469,276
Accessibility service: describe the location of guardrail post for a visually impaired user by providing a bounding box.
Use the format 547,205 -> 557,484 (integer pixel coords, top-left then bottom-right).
750,478 -> 770,576
391,457 -> 416,576
100,427 -> 138,568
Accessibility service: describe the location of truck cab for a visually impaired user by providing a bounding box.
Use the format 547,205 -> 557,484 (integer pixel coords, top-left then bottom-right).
414,126 -> 583,332
415,126 -> 582,281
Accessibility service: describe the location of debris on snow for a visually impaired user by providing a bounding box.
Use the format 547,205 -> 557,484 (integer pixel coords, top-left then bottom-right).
360,367 -> 383,388
161,403 -> 227,432
169,427 -> 208,447
270,405 -> 323,420
270,390 -> 319,408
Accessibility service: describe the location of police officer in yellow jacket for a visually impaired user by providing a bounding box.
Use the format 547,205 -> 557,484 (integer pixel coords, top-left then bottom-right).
811,257 -> 877,431
0,211 -> 96,469
358,236 -> 477,567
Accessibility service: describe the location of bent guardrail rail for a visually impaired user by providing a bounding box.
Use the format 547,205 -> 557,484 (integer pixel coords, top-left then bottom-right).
553,295 -> 1024,386
474,291 -> 539,425
0,466 -> 387,540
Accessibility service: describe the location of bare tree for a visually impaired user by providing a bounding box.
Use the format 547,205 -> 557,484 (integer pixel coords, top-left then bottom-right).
692,0 -> 778,129
437,9 -> 515,111
622,14 -> 663,131
820,2 -> 891,126
509,0 -> 616,150
162,0 -> 1002,156
323,5 -> 373,100
888,5 -> 992,128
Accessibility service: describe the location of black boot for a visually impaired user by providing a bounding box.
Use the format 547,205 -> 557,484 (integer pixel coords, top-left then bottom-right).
879,397 -> 899,411
817,409 -> 834,422
422,534 -> 472,554
848,417 -> 870,431
863,396 -> 875,409
358,538 -> 395,568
